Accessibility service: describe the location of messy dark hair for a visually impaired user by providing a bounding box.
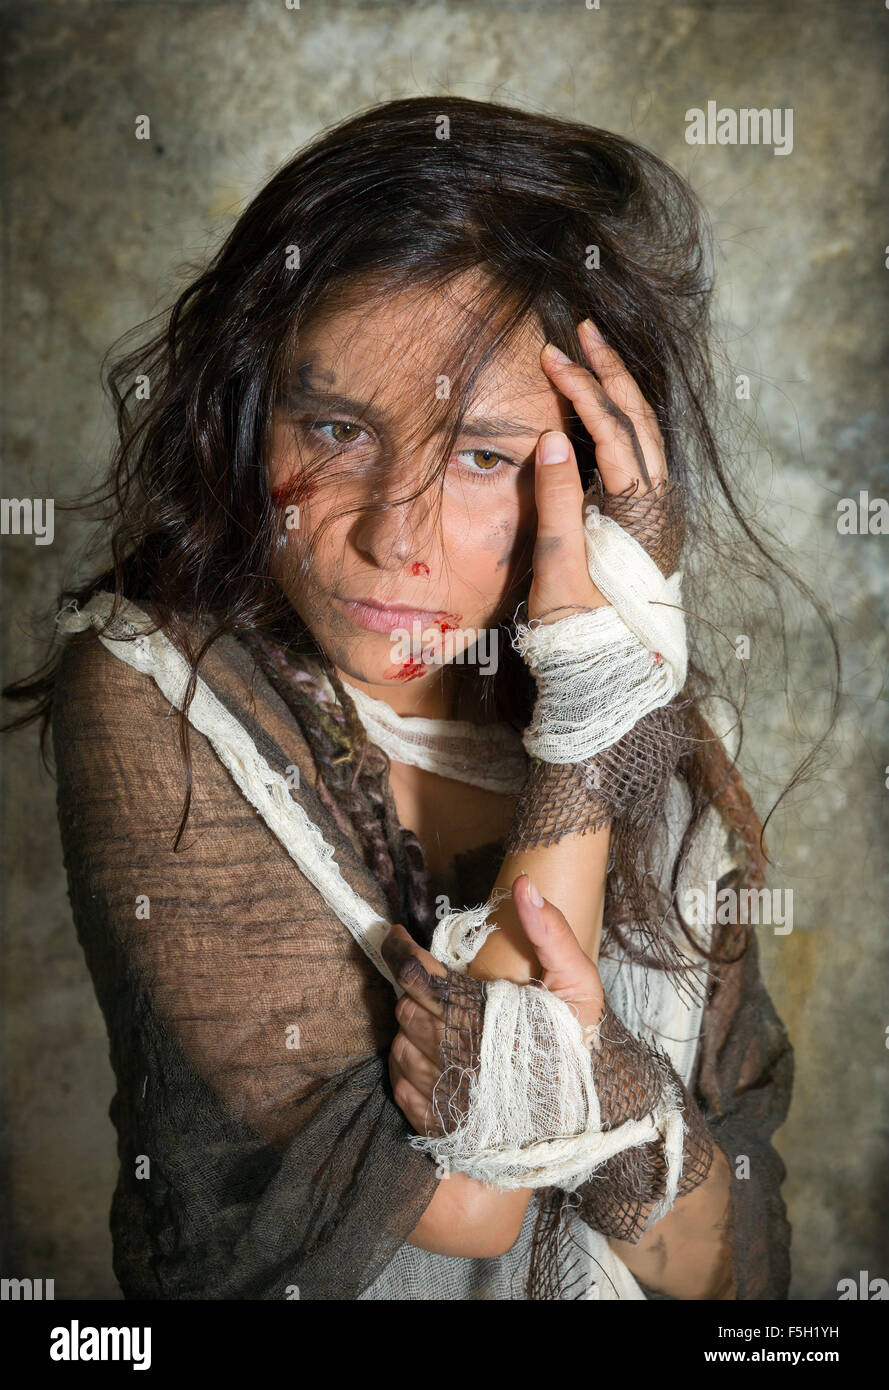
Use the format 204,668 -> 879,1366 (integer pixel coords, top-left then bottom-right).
1,95 -> 839,983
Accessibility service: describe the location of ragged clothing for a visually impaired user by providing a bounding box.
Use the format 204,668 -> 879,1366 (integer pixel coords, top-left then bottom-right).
50,606 -> 793,1299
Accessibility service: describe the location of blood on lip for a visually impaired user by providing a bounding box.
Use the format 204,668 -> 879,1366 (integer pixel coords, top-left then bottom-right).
409,561 -> 430,577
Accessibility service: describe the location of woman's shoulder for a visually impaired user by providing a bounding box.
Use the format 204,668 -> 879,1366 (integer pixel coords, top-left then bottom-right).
51,591 -> 316,781
52,593 -> 225,724
52,596 -> 172,737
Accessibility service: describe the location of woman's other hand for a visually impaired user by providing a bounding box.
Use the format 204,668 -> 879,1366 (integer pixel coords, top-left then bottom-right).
529,317 -> 670,624
381,871 -> 604,1138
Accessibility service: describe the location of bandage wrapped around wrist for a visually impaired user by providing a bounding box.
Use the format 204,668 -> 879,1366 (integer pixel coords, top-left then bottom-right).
506,478 -> 688,851
411,959 -> 713,1235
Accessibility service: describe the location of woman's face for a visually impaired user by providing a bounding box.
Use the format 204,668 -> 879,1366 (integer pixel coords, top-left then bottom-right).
267,276 -> 571,712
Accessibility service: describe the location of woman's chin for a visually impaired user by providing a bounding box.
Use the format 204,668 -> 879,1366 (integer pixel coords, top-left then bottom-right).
345,654 -> 442,689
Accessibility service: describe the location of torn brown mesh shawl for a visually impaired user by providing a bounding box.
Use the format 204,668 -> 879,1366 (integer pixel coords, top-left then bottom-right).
50,601 -> 793,1300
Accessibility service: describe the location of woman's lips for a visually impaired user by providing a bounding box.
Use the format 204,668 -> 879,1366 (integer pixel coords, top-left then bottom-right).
333,595 -> 460,635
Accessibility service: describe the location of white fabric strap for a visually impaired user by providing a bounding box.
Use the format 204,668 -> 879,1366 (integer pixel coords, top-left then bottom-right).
429,890 -> 509,968
513,605 -> 678,763
512,491 -> 687,765
339,678 -> 528,794
583,498 -> 687,686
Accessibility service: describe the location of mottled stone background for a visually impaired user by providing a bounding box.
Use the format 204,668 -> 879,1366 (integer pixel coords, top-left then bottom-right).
2,0 -> 886,1299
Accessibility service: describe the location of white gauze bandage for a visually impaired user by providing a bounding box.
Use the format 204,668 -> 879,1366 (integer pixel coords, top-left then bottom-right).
411,967 -> 688,1208
420,909 -> 689,1212
513,491 -> 688,764
429,890 -> 509,969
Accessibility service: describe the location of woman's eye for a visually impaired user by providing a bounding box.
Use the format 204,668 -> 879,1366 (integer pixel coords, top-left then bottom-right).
454,448 -> 515,481
308,420 -> 369,448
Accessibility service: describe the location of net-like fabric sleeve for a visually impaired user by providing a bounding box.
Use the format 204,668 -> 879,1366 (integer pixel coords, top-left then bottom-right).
504,476 -> 687,855
569,999 -> 715,1240
50,621 -> 440,1300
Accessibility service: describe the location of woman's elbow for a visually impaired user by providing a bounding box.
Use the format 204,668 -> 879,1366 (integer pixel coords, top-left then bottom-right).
407,1172 -> 530,1258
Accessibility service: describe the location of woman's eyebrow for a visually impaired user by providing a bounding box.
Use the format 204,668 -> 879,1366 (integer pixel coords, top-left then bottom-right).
277,384 -> 386,425
459,414 -> 542,440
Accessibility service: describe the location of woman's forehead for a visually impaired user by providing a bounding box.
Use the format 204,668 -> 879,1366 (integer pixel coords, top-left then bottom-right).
289,286 -> 553,421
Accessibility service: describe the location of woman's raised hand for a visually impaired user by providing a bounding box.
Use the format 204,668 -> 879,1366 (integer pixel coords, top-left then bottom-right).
528,317 -> 670,625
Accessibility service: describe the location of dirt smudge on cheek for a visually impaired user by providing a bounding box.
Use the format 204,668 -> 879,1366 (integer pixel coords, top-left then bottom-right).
482,520 -> 523,571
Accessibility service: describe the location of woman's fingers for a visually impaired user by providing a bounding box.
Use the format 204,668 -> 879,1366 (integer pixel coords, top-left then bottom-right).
391,1022 -> 440,1098
510,873 -> 588,987
381,922 -> 447,1017
390,1052 -> 442,1135
394,992 -> 446,1069
528,325 -> 671,625
577,319 -> 667,471
529,428 -> 607,623
541,327 -> 667,497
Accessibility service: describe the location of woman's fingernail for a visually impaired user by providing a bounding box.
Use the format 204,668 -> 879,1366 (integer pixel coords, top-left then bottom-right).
527,875 -> 545,908
580,318 -> 605,343
542,342 -> 572,366
538,431 -> 570,465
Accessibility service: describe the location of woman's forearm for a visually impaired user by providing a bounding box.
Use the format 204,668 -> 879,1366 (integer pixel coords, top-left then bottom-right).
468,821 -> 612,983
405,823 -> 612,1259
450,822 -> 735,1295
607,1142 -> 736,1299
407,1170 -> 533,1258
411,1134 -> 736,1284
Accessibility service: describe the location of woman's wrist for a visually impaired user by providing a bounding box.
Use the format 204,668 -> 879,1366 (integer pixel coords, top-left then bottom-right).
503,755 -> 611,852
504,699 -> 688,854
413,962 -> 713,1221
577,997 -> 715,1241
505,476 -> 689,852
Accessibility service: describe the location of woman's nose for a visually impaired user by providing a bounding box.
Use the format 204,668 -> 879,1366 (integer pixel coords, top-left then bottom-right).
351,467 -> 440,571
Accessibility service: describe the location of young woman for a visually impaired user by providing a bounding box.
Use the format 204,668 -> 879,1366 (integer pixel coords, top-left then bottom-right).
3,95 -> 807,1300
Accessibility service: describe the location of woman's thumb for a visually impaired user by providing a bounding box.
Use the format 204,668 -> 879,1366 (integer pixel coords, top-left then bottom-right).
511,873 -> 595,994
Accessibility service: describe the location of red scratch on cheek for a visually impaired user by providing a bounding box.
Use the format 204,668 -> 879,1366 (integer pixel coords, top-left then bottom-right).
408,561 -> 430,577
271,476 -> 317,508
